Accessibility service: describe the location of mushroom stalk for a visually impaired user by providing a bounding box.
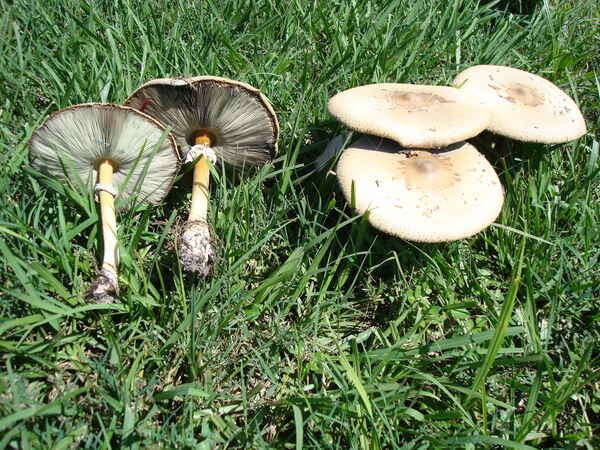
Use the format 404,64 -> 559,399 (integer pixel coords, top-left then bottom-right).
88,159 -> 119,303
189,134 -> 211,222
179,133 -> 216,275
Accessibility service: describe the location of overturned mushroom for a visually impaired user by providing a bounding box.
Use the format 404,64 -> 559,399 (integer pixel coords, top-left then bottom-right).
453,65 -> 587,143
28,103 -> 179,303
327,83 -> 490,148
336,136 -> 504,242
125,76 -> 279,275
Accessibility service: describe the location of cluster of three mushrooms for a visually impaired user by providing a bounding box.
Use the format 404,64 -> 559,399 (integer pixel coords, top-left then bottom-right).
29,77 -> 278,303
328,65 -> 586,241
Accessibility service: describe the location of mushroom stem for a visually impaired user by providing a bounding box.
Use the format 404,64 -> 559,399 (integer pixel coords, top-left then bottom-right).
189,134 -> 212,222
88,159 -> 119,303
99,160 -> 118,275
179,133 -> 216,275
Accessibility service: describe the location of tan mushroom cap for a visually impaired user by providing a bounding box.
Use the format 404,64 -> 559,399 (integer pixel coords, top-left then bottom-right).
327,84 -> 491,148
454,65 -> 586,143
337,136 -> 504,242
125,76 -> 279,166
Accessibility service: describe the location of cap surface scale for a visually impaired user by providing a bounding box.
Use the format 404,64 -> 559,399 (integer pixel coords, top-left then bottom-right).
328,84 -> 491,148
125,76 -> 279,166
28,103 -> 180,206
336,136 -> 504,242
454,65 -> 586,143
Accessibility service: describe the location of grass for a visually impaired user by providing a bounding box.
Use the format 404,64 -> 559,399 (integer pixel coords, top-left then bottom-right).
1,0 -> 599,447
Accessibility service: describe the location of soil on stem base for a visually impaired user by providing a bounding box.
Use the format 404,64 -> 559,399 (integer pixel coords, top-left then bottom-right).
87,267 -> 118,304
179,220 -> 216,276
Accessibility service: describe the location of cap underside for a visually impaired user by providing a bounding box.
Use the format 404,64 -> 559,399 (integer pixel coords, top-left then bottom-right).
454,65 -> 586,143
125,77 -> 278,166
29,104 -> 179,206
328,84 -> 491,148
337,136 -> 504,242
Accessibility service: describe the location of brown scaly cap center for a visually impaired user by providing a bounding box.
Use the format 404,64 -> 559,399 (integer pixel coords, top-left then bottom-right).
490,82 -> 545,107
375,90 -> 453,111
399,152 -> 461,190
413,158 -> 438,174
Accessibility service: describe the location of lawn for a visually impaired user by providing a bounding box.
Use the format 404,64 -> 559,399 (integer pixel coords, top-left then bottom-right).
1,0 -> 599,447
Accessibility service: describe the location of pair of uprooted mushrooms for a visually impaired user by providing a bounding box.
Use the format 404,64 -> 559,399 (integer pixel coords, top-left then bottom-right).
29,77 -> 279,303
28,66 -> 586,303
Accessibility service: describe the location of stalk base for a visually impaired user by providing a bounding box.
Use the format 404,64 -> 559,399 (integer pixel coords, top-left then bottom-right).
87,267 -> 118,304
179,220 -> 216,276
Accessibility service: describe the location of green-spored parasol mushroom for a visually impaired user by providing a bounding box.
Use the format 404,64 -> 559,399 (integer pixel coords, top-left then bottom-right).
28,103 -> 180,303
336,136 -> 504,242
453,65 -> 587,143
327,83 -> 491,148
125,76 -> 279,276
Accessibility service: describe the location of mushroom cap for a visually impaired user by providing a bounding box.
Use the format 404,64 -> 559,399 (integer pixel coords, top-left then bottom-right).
453,65 -> 586,143
336,136 -> 504,242
125,76 -> 279,166
327,84 -> 491,148
28,103 -> 180,206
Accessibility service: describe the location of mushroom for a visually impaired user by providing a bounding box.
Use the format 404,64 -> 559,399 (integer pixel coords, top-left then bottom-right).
125,76 -> 279,275
336,136 -> 504,242
28,103 -> 180,303
453,65 -> 587,143
327,83 -> 491,148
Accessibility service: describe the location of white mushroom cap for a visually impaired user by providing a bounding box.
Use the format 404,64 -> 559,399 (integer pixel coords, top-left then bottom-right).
125,76 -> 279,166
336,136 -> 504,242
327,84 -> 491,148
28,103 -> 180,206
454,65 -> 587,143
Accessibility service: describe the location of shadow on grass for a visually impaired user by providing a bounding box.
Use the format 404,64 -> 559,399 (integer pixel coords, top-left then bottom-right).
469,131 -> 547,167
483,0 -> 541,15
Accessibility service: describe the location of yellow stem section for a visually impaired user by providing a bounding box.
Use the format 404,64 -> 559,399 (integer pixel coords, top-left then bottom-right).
189,134 -> 212,222
98,160 -> 118,276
